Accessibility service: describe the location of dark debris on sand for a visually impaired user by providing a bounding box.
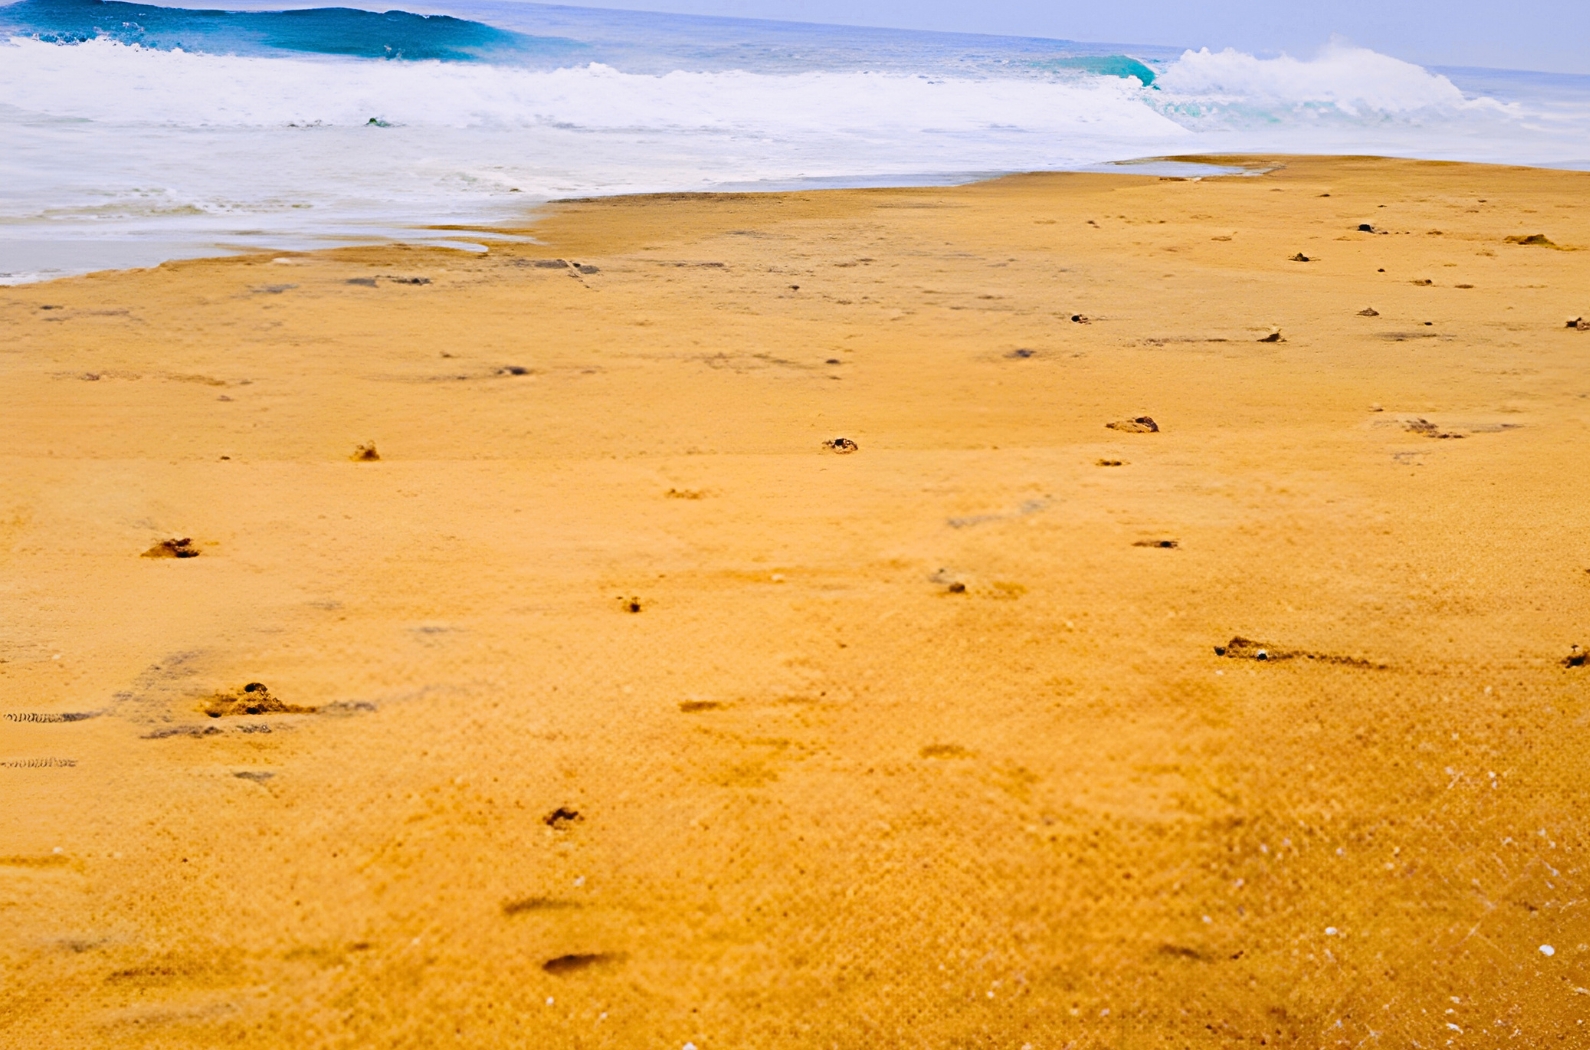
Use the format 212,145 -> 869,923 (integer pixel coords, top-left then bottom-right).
351,442 -> 381,461
1213,636 -> 1384,668
1105,417 -> 1159,433
544,807 -> 582,829
823,437 -> 859,453
142,538 -> 200,559
1405,418 -> 1465,440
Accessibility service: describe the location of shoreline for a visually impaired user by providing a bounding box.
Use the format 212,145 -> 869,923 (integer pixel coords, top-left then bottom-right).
3,154 -> 1589,1046
7,151 -> 1588,289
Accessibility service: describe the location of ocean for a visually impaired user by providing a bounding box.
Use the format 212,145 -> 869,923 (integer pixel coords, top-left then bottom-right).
3,0 -> 1589,282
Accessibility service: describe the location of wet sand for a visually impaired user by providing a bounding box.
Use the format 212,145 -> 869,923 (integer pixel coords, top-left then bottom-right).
2,155 -> 1589,1047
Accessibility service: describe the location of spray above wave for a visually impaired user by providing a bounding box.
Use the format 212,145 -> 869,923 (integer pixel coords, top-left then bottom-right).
1155,42 -> 1508,121
0,0 -> 580,61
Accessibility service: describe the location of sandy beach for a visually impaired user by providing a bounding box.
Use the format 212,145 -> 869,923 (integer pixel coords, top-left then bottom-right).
2,154 -> 1589,1047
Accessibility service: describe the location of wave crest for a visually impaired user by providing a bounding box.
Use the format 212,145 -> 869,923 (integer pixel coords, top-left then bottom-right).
1157,42 -> 1493,118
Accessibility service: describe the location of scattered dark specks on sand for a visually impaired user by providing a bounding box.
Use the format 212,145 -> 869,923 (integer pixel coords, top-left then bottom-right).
201,682 -> 316,719
542,953 -> 622,975
679,700 -> 722,713
920,743 -> 972,759
1564,646 -> 1586,668
544,807 -> 582,829
1133,539 -> 1179,548
1105,416 -> 1159,433
142,538 -> 200,559
143,725 -> 222,739
1006,348 -> 1036,359
618,596 -> 644,613
1289,253 -> 1311,262
1096,459 -> 1125,467
1411,278 -> 1433,286
1405,418 -> 1465,439
351,442 -> 380,461
0,757 -> 77,768
823,437 -> 859,453
665,488 -> 706,500
321,700 -> 377,716
1358,307 -> 1379,316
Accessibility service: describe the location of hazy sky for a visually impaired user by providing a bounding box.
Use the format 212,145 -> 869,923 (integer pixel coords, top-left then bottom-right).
553,1 -> 1590,74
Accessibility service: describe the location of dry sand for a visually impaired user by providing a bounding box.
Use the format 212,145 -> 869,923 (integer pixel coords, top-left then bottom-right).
2,155 -> 1589,1047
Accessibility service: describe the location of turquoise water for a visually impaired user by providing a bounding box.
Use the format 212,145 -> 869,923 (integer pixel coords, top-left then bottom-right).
0,0 -> 574,60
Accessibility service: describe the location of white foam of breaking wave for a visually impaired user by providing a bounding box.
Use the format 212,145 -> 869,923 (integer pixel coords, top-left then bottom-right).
1156,42 -> 1510,118
0,36 -> 1183,137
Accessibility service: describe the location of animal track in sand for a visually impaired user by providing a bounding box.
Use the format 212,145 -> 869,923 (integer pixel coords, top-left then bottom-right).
5,712 -> 97,723
1106,417 -> 1159,433
201,682 -> 316,718
142,538 -> 200,558
1213,636 -> 1384,668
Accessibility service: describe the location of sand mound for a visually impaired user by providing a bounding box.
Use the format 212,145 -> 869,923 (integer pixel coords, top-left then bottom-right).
200,682 -> 316,718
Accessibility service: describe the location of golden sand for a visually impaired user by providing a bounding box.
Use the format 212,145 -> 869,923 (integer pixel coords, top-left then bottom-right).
2,156 -> 1589,1047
